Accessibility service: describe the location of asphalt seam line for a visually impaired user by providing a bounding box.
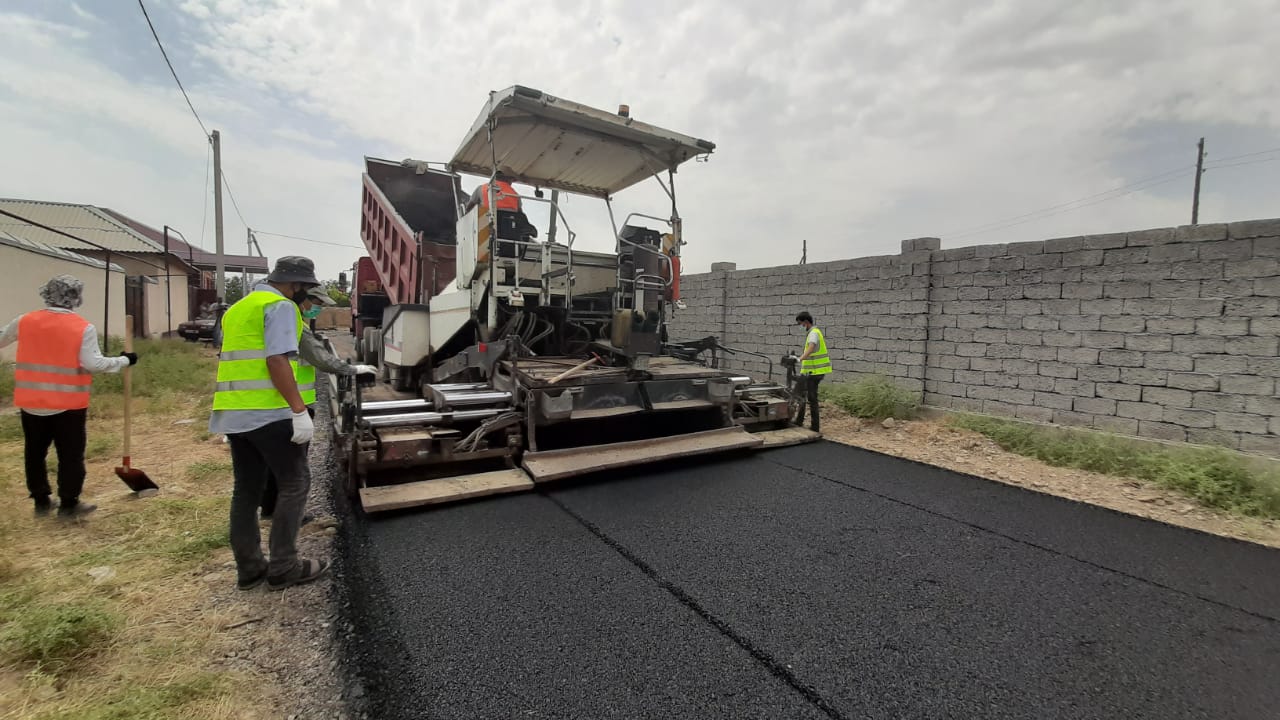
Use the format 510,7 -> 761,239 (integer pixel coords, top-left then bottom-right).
765,456 -> 1280,624
541,491 -> 850,720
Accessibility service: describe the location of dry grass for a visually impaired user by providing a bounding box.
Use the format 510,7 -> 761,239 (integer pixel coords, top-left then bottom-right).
0,341 -> 280,720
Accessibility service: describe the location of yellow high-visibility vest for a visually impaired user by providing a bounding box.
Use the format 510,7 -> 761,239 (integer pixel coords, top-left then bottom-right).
212,291 -> 314,410
801,326 -> 832,376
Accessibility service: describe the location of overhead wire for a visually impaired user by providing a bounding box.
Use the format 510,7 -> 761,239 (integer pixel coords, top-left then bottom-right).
137,0 -> 208,139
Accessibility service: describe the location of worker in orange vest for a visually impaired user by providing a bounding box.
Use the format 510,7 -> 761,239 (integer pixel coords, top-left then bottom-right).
0,275 -> 138,518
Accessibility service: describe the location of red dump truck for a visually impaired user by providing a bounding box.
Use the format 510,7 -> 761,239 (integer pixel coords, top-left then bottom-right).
352,157 -> 461,361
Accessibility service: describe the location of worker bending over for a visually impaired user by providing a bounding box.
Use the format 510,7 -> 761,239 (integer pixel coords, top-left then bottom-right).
259,286 -> 376,520
210,256 -> 328,592
794,311 -> 831,432
0,275 -> 138,518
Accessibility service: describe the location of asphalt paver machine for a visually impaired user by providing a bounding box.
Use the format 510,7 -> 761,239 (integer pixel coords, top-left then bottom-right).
330,86 -> 819,513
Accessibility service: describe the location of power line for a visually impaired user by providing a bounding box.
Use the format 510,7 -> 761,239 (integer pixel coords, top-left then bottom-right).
253,230 -> 365,250
949,171 -> 1194,241
1208,146 -> 1280,165
219,171 -> 250,229
1205,156 -> 1280,172
940,164 -> 1196,239
136,0 -> 208,139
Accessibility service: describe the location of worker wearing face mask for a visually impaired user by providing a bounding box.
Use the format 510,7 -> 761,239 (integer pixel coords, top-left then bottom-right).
211,255 -> 328,592
258,285 -> 376,522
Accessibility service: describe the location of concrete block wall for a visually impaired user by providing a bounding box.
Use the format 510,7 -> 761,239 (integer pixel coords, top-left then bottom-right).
666,218 -> 1280,455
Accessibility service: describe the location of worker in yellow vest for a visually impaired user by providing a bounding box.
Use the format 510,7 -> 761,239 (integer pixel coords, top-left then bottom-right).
0,275 -> 138,518
794,311 -> 831,432
209,256 -> 328,592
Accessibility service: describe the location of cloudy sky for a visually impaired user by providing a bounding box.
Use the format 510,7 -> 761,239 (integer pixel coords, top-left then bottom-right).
1,0 -> 1277,282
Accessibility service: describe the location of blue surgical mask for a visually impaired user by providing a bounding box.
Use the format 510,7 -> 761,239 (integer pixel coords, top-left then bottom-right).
303,306 -> 322,320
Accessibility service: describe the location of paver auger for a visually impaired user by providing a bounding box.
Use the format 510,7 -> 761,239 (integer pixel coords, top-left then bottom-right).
328,85 -> 819,513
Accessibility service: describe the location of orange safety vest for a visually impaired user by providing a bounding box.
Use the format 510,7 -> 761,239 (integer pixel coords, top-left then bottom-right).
13,310 -> 93,411
479,180 -> 520,211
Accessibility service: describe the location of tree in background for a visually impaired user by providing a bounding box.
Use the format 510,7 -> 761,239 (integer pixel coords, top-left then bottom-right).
322,279 -> 350,307
224,276 -> 246,304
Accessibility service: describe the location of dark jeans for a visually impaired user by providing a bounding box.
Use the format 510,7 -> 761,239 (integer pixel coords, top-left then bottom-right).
228,419 -> 310,580
260,406 -> 314,517
21,409 -> 87,505
795,374 -> 824,430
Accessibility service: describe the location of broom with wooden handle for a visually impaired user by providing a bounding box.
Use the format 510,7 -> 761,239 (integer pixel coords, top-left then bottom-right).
114,315 -> 158,495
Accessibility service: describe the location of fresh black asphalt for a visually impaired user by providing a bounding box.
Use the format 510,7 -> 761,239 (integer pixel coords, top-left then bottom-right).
333,441 -> 1280,720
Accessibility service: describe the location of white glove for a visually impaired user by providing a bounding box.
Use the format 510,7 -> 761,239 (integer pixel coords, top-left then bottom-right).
291,410 -> 315,444
353,364 -> 378,376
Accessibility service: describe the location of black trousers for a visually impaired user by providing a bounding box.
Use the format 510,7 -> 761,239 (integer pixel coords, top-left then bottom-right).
228,418 -> 311,579
21,409 -> 87,505
795,375 -> 823,430
260,406 -> 314,517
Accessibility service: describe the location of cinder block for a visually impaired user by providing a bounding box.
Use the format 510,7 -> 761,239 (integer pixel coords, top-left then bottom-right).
957,287 -> 990,301
1035,392 -> 1075,410
984,372 -> 1021,389
1060,315 -> 1102,332
1042,268 -> 1084,284
1006,329 -> 1044,345
1053,410 -> 1095,428
1144,353 -> 1194,371
1043,236 -> 1085,253
1085,297 -> 1126,313
1143,386 -> 1193,407
1203,278 -> 1256,297
1149,244 -> 1199,263
1003,359 -> 1039,375
1220,375 -> 1276,396
1162,407 -> 1216,428
1100,350 -> 1144,367
1007,241 -> 1046,256
1217,413 -> 1270,434
1083,265 -> 1129,283
1247,357 -> 1280,377
1196,317 -> 1250,336
956,343 -> 987,357
1138,421 -> 1188,442
1025,254 -> 1063,270
1019,375 -> 1057,392
1195,355 -> 1249,374
1254,236 -> 1280,256
1199,239 -> 1253,261
1007,300 -> 1045,316
1170,298 -> 1224,317
1104,247 -> 1150,264
1245,395 -> 1280,416
1121,368 -> 1168,386
1043,299 -> 1083,315
1094,416 -> 1140,435
1082,331 -> 1127,348
1149,280 -> 1202,298
1174,223 -> 1229,242
1126,227 -> 1176,246
1125,334 -> 1173,352
1021,346 -> 1059,361
1187,429 -> 1242,450
1079,365 -> 1121,382
1024,284 -> 1063,299
1043,331 -> 1082,348
710,261 -> 738,272
1058,347 -> 1100,364
986,344 -> 1024,359
1194,392 -> 1247,412
1098,383 -> 1142,401
971,357 -> 1004,372
1171,261 -> 1225,281
1218,217 -> 1280,239
1103,282 -> 1151,299
1040,362 -> 1079,378
1083,232 -> 1129,250
1226,336 -> 1279,356
1239,434 -> 1280,457
1173,335 -> 1226,354
1015,405 -> 1056,423
1022,316 -> 1058,331
1167,373 -> 1219,392
1145,318 -> 1196,335
1123,264 -> 1176,282
1224,259 -> 1280,279
1118,401 -> 1166,421
1123,299 -> 1171,316
1055,379 -> 1097,397
1063,284 -> 1103,300
1062,250 -> 1105,267
1075,397 -> 1117,415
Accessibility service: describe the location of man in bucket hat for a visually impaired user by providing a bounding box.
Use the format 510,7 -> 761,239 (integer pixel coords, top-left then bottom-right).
0,275 -> 138,518
210,256 -> 329,592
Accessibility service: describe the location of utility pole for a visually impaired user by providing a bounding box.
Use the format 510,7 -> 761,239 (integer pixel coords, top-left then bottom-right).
801,239 -> 807,265
1191,137 -> 1205,225
244,227 -> 251,295
212,129 -> 226,301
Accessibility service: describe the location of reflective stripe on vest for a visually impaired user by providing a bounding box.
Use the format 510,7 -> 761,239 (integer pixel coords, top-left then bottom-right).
212,291 -> 305,411
801,326 -> 832,376
13,310 -> 92,410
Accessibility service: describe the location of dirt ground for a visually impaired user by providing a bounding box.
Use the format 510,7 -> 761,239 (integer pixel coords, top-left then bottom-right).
815,402 -> 1280,549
